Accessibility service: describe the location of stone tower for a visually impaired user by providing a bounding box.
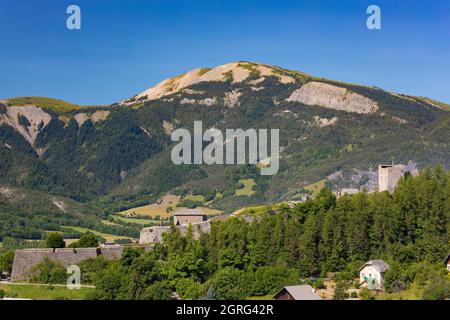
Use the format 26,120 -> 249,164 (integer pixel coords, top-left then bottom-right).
378,164 -> 406,192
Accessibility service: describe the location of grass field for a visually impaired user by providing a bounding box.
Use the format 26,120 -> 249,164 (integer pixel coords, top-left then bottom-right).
238,201 -> 289,216
117,194 -> 222,218
5,96 -> 86,113
304,179 -> 327,198
101,219 -> 121,226
63,238 -> 79,246
246,295 -> 273,300
62,226 -> 134,242
0,283 -> 94,300
118,194 -> 180,218
111,215 -> 160,225
235,179 -> 256,196
240,205 -> 270,215
184,194 -> 205,202
376,284 -> 422,300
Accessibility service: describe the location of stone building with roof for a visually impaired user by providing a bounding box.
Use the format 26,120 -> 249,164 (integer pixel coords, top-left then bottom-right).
173,208 -> 208,225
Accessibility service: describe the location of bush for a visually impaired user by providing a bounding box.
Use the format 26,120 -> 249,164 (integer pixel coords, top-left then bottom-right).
140,281 -> 173,300
79,256 -> 109,284
176,199 -> 202,209
45,233 -> 65,249
422,277 -> 450,300
249,266 -> 298,296
359,288 -> 374,300
333,282 -> 349,300
31,257 -> 67,284
18,114 -> 31,127
174,278 -> 204,300
68,232 -> 99,248
208,268 -> 249,300
86,265 -> 129,300
0,251 -> 14,274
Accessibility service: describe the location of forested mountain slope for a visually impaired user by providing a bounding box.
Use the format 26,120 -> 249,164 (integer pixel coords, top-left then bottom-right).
0,62 -> 449,214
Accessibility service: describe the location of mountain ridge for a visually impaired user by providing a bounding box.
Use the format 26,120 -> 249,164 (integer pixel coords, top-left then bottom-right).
0,61 -> 449,215
2,62 -> 449,111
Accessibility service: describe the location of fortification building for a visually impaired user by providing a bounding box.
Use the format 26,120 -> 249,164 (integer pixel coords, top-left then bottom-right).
10,245 -> 148,282
378,164 -> 407,192
173,208 -> 208,225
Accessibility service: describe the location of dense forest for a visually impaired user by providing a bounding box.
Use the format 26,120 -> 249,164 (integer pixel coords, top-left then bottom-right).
19,167 -> 450,300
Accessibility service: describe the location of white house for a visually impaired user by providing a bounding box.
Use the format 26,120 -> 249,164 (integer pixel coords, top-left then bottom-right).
359,260 -> 389,290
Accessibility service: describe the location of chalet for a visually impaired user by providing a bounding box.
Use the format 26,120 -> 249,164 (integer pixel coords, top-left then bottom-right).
445,254 -> 450,272
173,209 -> 208,226
359,260 -> 389,290
273,285 -> 322,300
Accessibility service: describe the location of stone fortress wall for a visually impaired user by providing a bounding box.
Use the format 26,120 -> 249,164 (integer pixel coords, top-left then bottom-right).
139,214 -> 254,245
11,246 -> 129,282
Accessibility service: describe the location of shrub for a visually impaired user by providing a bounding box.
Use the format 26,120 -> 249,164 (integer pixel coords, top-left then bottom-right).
18,114 -> 30,127
333,282 -> 349,300
68,232 -> 99,248
359,288 -> 374,300
422,277 -> 450,300
208,267 -> 250,300
140,281 -> 173,300
0,251 -> 14,274
45,233 -> 65,249
31,257 -> 67,284
174,278 -> 204,299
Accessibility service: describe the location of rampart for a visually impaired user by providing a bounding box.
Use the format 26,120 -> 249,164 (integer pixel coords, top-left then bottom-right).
11,246 -> 127,282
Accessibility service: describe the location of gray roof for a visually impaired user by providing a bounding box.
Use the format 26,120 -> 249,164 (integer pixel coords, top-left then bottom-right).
445,254 -> 450,265
274,285 -> 322,300
359,260 -> 389,273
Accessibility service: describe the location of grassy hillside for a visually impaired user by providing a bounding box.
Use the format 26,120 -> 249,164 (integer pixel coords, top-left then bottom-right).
4,97 -> 87,113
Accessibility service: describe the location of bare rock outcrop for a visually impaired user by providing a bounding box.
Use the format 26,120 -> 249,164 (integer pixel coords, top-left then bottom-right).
287,82 -> 379,114
0,106 -> 52,147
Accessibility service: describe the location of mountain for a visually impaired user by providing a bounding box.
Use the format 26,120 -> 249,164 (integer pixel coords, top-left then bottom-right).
1,61 -> 449,216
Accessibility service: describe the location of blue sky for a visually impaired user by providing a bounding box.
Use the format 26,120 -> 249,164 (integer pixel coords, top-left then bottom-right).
0,0 -> 449,105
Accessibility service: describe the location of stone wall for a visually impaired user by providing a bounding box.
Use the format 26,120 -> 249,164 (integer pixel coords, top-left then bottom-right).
10,246 -> 137,282
139,214 -> 260,245
139,226 -> 170,245
11,248 -> 99,282
139,221 -> 212,245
